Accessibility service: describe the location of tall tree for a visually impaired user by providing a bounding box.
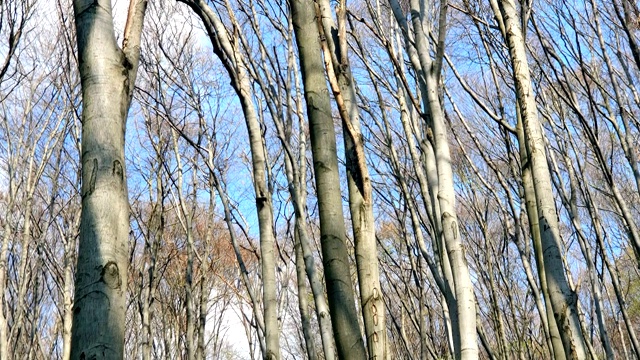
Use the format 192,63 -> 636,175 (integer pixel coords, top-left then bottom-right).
388,0 -> 479,357
290,0 -> 367,358
174,2 -> 282,358
492,0 -> 589,358
70,0 -> 148,358
315,1 -> 388,357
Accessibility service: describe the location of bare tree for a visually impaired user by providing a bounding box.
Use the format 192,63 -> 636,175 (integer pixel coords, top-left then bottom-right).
69,0 -> 148,358
290,0 -> 367,358
491,0 -> 589,357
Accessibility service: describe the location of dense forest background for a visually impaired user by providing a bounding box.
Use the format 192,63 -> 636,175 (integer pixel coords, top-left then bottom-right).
0,0 -> 639,359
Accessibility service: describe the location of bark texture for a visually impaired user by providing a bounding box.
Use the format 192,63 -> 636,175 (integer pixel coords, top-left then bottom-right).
70,0 -> 147,359
495,0 -> 589,357
316,2 -> 387,358
290,0 -> 367,358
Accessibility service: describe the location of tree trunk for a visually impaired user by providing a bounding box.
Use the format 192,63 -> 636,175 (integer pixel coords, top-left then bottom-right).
388,1 -> 478,357
176,2 -> 281,357
290,0 -> 367,358
516,110 -> 566,360
495,0 -> 588,357
315,2 -> 387,358
70,0 -> 147,358
281,66 -> 337,359
294,230 -> 318,360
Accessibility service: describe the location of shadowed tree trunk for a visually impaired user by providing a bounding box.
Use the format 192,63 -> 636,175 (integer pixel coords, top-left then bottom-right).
290,0 -> 367,358
70,0 -> 148,358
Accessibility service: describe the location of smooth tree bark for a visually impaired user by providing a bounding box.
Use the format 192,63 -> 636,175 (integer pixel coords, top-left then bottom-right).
233,4 -> 339,355
388,0 -> 479,358
290,0 -> 367,358
493,0 -> 588,358
275,31 -> 337,358
515,104 -> 566,360
293,230 -> 318,360
70,0 -> 148,358
240,8 -> 337,354
315,1 -> 387,358
176,2 -> 281,358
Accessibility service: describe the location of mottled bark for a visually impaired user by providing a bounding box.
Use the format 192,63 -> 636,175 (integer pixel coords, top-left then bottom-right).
494,0 -> 588,357
70,0 -> 148,358
290,0 -> 367,358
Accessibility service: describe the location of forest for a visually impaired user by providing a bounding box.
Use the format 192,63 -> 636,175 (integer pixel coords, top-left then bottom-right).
0,0 -> 639,359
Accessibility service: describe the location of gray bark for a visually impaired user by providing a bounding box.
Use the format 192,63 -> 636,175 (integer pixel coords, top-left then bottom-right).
388,0 -> 479,357
516,110 -> 566,360
294,230 -> 318,360
494,0 -> 589,357
315,2 -> 387,358
290,0 -> 367,358
70,0 -> 147,358
280,53 -> 337,359
176,2 -> 281,357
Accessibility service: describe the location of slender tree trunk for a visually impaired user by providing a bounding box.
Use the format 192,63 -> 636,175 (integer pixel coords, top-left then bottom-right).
315,2 -> 387,358
197,268 -> 207,360
388,1 -> 478,357
516,110 -> 566,360
0,195 -> 13,360
70,0 -> 147,358
176,3 -> 281,357
170,130 -> 198,360
205,144 -> 267,356
292,63 -> 336,360
294,229 -> 318,360
495,0 -> 588,357
60,213 -> 80,360
290,0 -> 367,358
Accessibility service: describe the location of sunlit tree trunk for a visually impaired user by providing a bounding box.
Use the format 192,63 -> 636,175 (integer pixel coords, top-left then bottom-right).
494,0 -> 588,357
281,51 -> 337,359
293,230 -> 318,360
515,109 -> 566,360
315,2 -> 387,358
70,0 -> 147,358
388,0 -> 478,357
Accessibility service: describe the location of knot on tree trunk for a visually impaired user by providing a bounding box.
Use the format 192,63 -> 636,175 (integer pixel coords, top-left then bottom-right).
101,261 -> 122,289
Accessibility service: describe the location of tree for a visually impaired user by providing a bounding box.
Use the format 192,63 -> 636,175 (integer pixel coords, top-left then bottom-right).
290,0 -> 367,358
492,0 -> 589,357
386,0 -> 479,357
315,1 -> 388,357
69,0 -> 148,358
173,1 -> 283,357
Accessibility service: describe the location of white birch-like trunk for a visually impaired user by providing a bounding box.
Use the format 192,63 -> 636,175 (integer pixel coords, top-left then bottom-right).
387,1 -> 478,357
